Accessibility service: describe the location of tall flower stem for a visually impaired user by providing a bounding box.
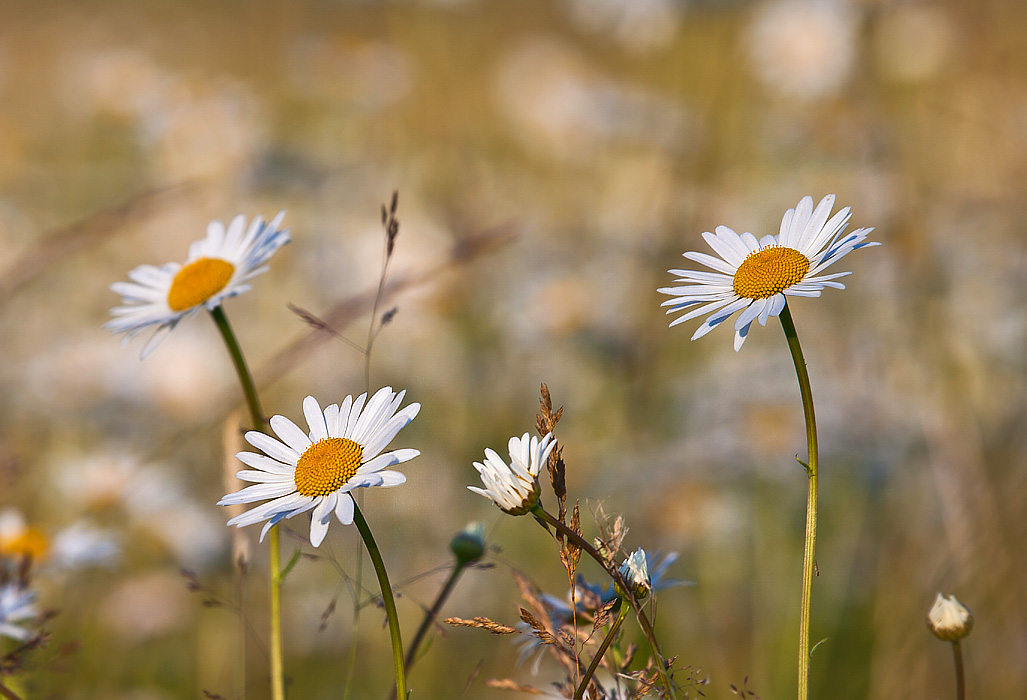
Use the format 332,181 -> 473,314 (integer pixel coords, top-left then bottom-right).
531,506 -> 677,700
574,599 -> 630,700
210,306 -> 285,700
777,302 -> 819,700
351,503 -> 407,700
951,640 -> 966,700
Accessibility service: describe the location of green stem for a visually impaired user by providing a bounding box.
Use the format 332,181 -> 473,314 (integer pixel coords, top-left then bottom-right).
352,503 -> 407,700
574,600 -> 629,700
0,680 -> 23,700
951,640 -> 965,700
210,306 -> 265,431
532,506 -> 677,700
210,306 -> 284,700
778,302 -> 819,700
405,562 -> 467,673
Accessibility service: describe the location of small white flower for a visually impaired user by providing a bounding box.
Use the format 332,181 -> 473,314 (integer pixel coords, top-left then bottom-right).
659,194 -> 878,350
106,211 -> 290,358
219,387 -> 420,547
0,584 -> 38,642
468,433 -> 556,516
50,522 -> 120,570
927,592 -> 973,641
618,547 -> 651,599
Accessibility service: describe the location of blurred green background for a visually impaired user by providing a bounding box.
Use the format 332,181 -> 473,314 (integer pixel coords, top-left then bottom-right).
1,0 -> 1025,697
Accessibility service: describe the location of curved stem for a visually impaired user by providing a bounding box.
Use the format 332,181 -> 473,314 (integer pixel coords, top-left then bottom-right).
405,562 -> 467,672
351,503 -> 407,700
532,506 -> 677,700
778,302 -> 819,700
210,306 -> 284,700
951,640 -> 965,700
574,600 -> 629,700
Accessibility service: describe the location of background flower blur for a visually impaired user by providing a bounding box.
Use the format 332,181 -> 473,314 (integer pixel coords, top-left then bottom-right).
0,0 -> 1024,697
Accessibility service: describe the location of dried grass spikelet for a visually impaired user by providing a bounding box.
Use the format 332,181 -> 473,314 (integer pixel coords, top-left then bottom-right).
443,616 -> 518,635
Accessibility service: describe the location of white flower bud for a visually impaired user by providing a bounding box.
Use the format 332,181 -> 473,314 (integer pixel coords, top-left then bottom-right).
927,592 -> 973,641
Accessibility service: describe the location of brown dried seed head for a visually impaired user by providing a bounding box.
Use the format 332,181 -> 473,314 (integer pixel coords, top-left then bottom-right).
444,616 -> 518,635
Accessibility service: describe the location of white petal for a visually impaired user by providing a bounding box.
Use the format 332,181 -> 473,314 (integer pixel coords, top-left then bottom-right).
335,493 -> 355,524
236,451 -> 293,474
678,251 -> 738,275
269,415 -> 312,454
735,298 -> 767,330
734,323 -> 751,351
246,431 -> 301,465
303,396 -> 328,441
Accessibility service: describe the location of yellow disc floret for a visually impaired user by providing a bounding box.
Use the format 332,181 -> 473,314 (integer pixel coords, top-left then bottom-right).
294,438 -> 363,497
167,257 -> 236,312
732,245 -> 810,299
0,527 -> 48,561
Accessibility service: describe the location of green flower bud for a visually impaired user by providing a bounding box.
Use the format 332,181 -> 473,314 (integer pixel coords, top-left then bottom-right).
450,522 -> 486,566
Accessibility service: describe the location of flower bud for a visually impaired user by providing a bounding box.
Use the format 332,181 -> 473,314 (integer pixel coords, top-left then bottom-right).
450,522 -> 486,566
618,548 -> 651,600
927,592 -> 973,641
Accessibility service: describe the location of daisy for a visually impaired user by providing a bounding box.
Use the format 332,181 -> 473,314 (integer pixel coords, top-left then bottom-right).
659,194 -> 878,350
106,211 -> 290,358
218,387 -> 419,547
468,432 -> 556,516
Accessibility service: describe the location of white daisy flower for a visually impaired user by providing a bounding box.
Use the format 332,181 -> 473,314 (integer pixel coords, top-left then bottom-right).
468,432 -> 556,516
618,547 -> 651,599
218,387 -> 420,548
0,583 -> 38,642
659,194 -> 878,351
106,211 -> 290,358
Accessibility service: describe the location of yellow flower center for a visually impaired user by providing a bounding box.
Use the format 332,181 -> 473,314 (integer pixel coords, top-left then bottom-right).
732,245 -> 811,299
294,438 -> 363,497
0,528 -> 48,560
167,257 -> 235,312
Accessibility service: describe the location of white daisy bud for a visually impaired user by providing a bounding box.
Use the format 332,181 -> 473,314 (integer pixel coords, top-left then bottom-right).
927,592 -> 973,641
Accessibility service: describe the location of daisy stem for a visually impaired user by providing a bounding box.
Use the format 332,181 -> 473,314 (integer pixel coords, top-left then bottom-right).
573,599 -> 629,700
532,506 -> 677,700
352,503 -> 407,700
209,306 -> 286,700
778,302 -> 819,700
951,640 -> 966,700
210,306 -> 265,430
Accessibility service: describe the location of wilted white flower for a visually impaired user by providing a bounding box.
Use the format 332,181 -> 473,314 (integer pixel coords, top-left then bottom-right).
618,547 -> 651,599
468,433 -> 556,515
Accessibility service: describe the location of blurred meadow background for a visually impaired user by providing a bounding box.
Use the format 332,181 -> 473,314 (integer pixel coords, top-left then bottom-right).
1,0 -> 1025,697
